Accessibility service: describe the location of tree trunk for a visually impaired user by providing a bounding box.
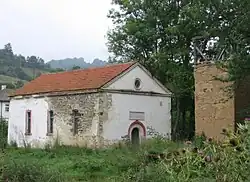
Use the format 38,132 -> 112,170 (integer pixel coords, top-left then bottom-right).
181,108 -> 186,140
172,97 -> 181,140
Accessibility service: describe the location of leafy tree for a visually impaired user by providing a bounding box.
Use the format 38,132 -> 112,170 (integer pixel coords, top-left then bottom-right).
72,65 -> 81,70
4,43 -> 13,55
14,80 -> 24,88
107,0 -> 201,139
16,54 -> 26,67
0,43 -> 52,85
219,0 -> 250,82
107,0 -> 247,140
50,68 -> 65,73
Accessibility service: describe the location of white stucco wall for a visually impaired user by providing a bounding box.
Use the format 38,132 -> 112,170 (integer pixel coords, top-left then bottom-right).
8,95 -> 101,148
103,64 -> 172,143
8,97 -> 50,147
106,65 -> 169,94
0,101 -> 10,121
8,64 -> 172,148
103,93 -> 171,142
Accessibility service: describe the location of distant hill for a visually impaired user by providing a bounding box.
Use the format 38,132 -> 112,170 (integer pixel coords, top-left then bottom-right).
47,58 -> 107,70
0,43 -> 108,89
0,43 -> 52,89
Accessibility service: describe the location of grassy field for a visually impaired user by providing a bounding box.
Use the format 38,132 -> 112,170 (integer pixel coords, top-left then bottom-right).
1,123 -> 250,182
21,67 -> 49,78
2,140 -> 181,182
0,67 -> 50,86
0,74 -> 25,84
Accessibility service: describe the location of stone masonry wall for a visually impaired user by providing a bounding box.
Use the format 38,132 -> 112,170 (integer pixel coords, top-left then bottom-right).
97,92 -> 112,147
46,92 -> 112,148
195,62 -> 235,140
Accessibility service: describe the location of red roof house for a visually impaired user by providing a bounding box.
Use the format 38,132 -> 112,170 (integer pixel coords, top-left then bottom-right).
8,62 -> 172,148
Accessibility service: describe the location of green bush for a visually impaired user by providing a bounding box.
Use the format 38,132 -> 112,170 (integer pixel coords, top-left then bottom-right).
123,122 -> 250,182
0,119 -> 8,148
1,160 -> 65,182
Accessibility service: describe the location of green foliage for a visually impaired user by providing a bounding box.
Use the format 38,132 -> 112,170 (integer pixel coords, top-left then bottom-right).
48,68 -> 65,73
0,43 -> 55,85
0,77 -> 25,89
193,132 -> 207,148
1,123 -> 249,181
0,119 -> 8,149
1,161 -> 64,182
107,0 -> 199,140
218,0 -> 250,82
71,65 -> 81,70
107,0 -> 250,140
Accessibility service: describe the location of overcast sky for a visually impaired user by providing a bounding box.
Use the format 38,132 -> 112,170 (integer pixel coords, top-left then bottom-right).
0,0 -> 114,62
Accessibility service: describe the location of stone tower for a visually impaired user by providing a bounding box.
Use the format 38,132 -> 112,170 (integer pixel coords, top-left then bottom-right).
194,61 -> 250,140
195,61 -> 250,140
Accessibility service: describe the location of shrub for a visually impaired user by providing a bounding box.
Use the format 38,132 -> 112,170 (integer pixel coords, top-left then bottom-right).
0,119 -> 8,149
124,122 -> 250,182
1,160 -> 65,182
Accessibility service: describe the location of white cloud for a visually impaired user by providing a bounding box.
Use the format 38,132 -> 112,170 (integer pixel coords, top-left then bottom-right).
0,0 -> 113,62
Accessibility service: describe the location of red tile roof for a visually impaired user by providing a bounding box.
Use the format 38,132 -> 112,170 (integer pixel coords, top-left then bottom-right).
12,62 -> 136,96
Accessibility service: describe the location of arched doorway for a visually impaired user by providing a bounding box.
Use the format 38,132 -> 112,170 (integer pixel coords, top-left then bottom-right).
128,120 -> 146,146
131,127 -> 140,146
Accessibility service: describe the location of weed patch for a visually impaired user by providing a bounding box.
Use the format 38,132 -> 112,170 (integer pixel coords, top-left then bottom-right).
0,122 -> 249,181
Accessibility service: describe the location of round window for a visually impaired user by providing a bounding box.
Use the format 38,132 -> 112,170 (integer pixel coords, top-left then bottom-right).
134,78 -> 141,90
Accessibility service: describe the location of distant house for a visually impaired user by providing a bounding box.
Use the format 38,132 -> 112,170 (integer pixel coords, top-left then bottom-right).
8,62 -> 172,148
0,85 -> 13,121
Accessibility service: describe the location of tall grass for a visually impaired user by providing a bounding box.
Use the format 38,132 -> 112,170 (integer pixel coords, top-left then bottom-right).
0,121 -> 249,182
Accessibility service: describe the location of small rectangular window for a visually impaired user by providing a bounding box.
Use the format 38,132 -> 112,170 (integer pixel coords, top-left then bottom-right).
25,110 -> 31,135
5,103 -> 9,112
72,109 -> 79,135
47,110 -> 54,134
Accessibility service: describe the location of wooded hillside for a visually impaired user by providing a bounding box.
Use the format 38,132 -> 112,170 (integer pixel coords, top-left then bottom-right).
0,43 -> 51,88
